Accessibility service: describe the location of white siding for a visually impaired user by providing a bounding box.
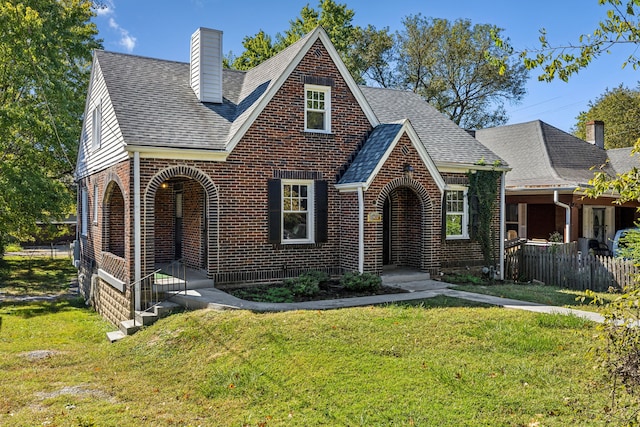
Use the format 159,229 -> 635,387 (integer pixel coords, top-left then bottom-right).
189,27 -> 222,104
75,58 -> 128,179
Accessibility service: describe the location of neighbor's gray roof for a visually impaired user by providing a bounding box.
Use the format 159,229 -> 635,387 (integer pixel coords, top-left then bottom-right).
95,34 -> 504,167
607,146 -> 638,175
360,86 -> 503,166
338,123 -> 403,185
474,120 -> 616,189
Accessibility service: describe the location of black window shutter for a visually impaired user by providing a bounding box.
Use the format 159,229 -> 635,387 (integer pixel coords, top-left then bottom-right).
315,180 -> 328,243
267,179 -> 281,244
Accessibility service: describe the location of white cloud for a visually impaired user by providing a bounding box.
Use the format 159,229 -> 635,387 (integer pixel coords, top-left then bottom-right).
97,2 -> 136,53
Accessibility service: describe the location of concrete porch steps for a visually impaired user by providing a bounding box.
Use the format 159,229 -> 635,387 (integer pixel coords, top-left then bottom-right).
106,301 -> 183,342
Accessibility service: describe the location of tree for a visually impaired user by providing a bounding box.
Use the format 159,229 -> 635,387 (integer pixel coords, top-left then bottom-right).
493,0 -> 640,82
573,84 -> 640,149
0,0 -> 100,253
395,15 -> 528,129
347,24 -> 396,87
231,0 -> 358,75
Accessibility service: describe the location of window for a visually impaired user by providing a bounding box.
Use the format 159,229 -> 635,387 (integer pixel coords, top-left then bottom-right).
91,102 -> 102,150
81,187 -> 88,236
305,85 -> 330,133
93,185 -> 99,224
282,181 -> 314,243
445,188 -> 468,239
268,179 -> 328,245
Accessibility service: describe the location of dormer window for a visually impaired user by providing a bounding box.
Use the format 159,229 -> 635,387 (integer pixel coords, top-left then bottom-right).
305,84 -> 331,133
91,102 -> 102,150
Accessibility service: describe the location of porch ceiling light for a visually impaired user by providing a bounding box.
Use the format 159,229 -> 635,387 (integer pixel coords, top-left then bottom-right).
403,163 -> 414,179
160,181 -> 169,189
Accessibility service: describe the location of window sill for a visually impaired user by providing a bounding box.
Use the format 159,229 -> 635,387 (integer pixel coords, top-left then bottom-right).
445,236 -> 470,241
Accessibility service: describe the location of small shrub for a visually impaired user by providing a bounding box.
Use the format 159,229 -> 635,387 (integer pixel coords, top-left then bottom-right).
262,287 -> 294,303
340,271 -> 381,292
284,271 -> 325,297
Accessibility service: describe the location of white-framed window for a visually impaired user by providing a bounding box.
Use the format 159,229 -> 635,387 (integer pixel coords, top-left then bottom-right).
282,180 -> 314,243
93,184 -> 99,225
81,187 -> 88,236
91,102 -> 102,150
304,84 -> 331,133
445,187 -> 469,239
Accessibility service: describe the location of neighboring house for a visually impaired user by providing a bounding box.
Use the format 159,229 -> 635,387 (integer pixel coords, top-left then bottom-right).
474,120 -> 639,250
75,26 -> 508,324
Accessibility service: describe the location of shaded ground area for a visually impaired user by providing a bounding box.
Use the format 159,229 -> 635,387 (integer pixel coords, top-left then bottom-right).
0,255 -> 77,302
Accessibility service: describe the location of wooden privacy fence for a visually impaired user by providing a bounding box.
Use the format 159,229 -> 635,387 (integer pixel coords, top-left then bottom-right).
505,242 -> 639,292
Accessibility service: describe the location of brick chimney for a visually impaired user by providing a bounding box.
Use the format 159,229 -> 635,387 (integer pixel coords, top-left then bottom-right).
189,27 -> 223,104
585,120 -> 604,149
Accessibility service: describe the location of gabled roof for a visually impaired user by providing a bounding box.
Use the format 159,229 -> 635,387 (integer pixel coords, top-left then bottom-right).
360,86 -> 503,166
474,120 -> 616,189
91,26 -> 505,171
337,120 -> 445,192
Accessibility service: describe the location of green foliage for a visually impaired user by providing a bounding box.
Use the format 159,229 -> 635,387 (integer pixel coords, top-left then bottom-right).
0,0 -> 100,254
586,286 -> 640,423
442,272 -> 485,285
232,285 -> 294,303
573,84 -> 640,149
340,271 -> 381,292
284,270 -> 327,297
492,1 -> 640,82
230,0 -> 358,75
394,16 -> 528,129
467,169 -> 502,266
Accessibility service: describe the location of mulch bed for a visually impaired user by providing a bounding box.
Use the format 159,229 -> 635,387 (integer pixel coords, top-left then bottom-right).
226,280 -> 408,303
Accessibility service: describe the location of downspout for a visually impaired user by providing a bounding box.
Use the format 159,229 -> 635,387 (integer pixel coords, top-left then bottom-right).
134,151 -> 141,311
499,171 -> 506,280
553,190 -> 571,243
357,186 -> 364,273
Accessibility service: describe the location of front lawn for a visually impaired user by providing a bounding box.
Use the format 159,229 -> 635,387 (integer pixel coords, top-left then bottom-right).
453,282 -> 616,312
0,297 -> 613,426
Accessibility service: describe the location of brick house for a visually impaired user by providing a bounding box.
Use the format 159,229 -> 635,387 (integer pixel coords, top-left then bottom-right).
474,120 -> 640,252
75,26 -> 508,324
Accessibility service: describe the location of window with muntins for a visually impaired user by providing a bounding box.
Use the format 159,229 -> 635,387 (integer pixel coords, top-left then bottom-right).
91,103 -> 101,150
305,85 -> 330,133
445,188 -> 468,239
282,181 -> 314,243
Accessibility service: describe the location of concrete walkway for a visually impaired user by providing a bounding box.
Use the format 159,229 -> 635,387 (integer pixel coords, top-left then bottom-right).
168,276 -> 605,323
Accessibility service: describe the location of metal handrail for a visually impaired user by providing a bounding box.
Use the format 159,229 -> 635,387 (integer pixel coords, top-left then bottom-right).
130,259 -> 187,312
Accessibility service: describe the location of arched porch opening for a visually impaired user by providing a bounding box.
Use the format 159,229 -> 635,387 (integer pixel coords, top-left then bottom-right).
376,177 -> 434,272
144,166 -> 219,279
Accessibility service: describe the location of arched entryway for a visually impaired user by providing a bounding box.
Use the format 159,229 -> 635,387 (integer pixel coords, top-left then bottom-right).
377,177 -> 434,272
143,166 -> 219,278
103,181 -> 126,258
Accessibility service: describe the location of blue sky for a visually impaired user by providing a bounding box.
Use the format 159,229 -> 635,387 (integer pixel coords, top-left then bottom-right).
94,0 -> 639,133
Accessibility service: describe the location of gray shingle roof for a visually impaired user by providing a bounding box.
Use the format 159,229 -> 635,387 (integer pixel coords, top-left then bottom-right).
360,86 -> 503,166
474,120 -> 615,189
607,147 -> 638,175
338,123 -> 403,184
94,30 -> 504,167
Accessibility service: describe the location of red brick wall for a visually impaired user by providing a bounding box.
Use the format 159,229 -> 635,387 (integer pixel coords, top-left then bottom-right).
137,39 -> 373,283
364,133 -> 442,274
154,184 -> 174,263
77,160 -> 132,323
183,179 -> 204,269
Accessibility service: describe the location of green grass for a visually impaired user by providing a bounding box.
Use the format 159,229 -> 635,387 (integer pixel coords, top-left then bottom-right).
0,298 -> 612,426
0,256 -> 77,298
453,282 -> 615,312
